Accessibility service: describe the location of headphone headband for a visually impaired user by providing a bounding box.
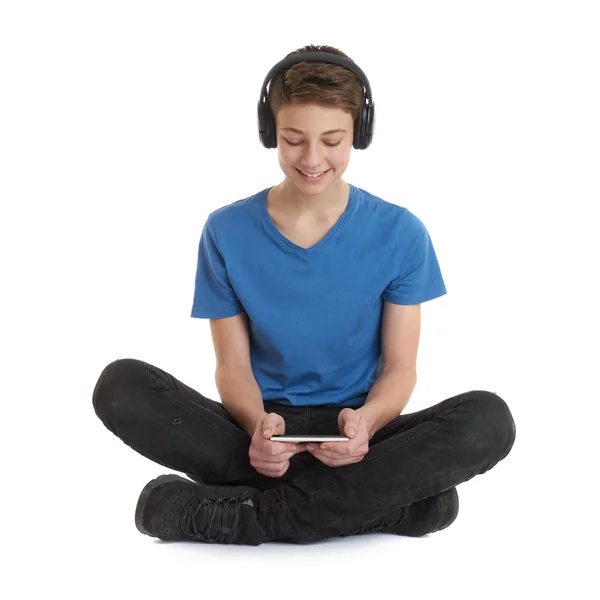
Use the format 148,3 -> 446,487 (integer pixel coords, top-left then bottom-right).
257,51 -> 375,150
259,51 -> 373,103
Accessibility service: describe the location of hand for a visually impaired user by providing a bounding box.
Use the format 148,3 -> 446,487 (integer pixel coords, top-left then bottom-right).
249,412 -> 307,478
306,408 -> 370,467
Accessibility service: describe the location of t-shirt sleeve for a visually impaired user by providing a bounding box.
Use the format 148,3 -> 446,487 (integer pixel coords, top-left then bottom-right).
382,213 -> 447,305
190,217 -> 244,319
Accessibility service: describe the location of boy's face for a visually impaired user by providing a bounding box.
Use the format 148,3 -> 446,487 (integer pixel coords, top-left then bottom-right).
274,102 -> 354,193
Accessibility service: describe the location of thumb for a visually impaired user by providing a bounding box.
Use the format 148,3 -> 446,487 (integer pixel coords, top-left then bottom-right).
339,409 -> 359,438
344,423 -> 357,438
263,413 -> 285,438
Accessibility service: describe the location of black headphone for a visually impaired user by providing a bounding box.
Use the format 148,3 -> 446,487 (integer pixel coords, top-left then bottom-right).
257,51 -> 375,150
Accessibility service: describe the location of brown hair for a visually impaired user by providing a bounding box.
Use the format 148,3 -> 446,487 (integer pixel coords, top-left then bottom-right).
267,44 -> 365,124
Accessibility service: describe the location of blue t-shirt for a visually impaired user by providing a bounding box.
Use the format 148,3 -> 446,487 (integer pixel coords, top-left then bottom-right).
191,183 -> 446,408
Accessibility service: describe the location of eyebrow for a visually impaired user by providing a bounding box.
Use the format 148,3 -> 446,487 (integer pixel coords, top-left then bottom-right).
281,127 -> 347,135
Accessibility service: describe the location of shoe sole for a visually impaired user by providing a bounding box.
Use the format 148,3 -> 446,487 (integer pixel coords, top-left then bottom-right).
390,487 -> 460,537
135,474 -> 191,537
436,487 -> 459,532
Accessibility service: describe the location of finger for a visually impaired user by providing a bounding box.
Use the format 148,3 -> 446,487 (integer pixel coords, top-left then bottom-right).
324,441 -> 367,455
250,452 -> 291,469
252,448 -> 297,462
255,454 -> 296,465
308,450 -> 357,468
328,455 -> 365,467
255,464 -> 289,478
255,441 -> 301,459
309,450 -> 364,467
267,442 -> 300,456
321,442 -> 351,454
308,444 -> 366,460
308,442 -> 351,455
252,460 -> 290,477
251,457 -> 290,472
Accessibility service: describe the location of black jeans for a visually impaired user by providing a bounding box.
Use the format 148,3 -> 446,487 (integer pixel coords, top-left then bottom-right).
92,358 -> 516,544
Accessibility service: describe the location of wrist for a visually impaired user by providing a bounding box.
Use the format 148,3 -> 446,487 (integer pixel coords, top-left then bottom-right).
248,410 -> 268,437
355,407 -> 376,439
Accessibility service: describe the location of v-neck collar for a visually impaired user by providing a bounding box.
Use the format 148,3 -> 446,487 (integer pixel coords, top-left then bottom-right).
260,183 -> 357,257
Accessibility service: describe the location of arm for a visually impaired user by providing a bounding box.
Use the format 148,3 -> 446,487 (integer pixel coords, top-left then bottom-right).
356,367 -> 417,438
209,313 -> 266,437
355,302 -> 421,437
216,365 -> 266,436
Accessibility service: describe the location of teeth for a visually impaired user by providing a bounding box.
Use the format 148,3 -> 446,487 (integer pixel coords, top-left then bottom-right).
300,169 -> 325,178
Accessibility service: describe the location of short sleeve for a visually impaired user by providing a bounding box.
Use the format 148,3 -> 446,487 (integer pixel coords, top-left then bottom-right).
382,215 -> 447,305
190,217 -> 244,319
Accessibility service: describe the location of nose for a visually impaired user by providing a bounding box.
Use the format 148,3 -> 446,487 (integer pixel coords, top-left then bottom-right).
300,141 -> 326,169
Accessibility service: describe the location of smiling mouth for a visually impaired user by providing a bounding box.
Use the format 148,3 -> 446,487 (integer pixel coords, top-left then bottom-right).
295,167 -> 331,176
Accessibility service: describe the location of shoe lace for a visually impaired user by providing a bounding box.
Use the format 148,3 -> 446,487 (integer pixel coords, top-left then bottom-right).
179,496 -> 250,544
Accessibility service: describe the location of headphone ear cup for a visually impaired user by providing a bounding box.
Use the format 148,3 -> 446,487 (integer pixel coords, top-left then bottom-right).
365,102 -> 375,148
257,99 -> 277,148
266,105 -> 277,148
354,102 -> 375,150
257,99 -> 266,147
353,111 -> 363,150
352,102 -> 369,150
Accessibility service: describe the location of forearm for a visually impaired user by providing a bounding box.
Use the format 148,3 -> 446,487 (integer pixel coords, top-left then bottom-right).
215,365 -> 267,436
355,368 -> 417,438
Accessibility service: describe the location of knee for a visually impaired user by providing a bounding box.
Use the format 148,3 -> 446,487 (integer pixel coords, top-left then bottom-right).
92,357 -> 148,420
461,390 -> 516,460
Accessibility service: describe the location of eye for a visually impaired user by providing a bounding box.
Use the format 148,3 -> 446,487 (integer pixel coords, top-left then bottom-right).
283,139 -> 341,147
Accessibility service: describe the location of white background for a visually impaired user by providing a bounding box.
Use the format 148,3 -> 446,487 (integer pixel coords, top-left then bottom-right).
2,1 -> 598,598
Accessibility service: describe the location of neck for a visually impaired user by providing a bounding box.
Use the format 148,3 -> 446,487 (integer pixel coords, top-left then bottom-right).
272,178 -> 350,218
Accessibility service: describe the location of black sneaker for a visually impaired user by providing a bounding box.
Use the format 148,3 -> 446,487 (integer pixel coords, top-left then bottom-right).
387,487 -> 459,537
340,487 -> 459,538
135,474 -> 267,545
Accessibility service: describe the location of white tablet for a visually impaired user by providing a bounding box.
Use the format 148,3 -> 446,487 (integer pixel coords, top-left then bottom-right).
270,435 -> 349,443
